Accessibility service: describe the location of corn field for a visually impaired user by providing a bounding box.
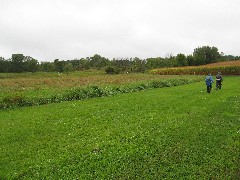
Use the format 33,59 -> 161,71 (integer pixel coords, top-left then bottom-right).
150,60 -> 240,75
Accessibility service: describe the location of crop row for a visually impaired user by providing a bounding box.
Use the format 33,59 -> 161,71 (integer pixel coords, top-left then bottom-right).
0,78 -> 200,109
150,66 -> 240,75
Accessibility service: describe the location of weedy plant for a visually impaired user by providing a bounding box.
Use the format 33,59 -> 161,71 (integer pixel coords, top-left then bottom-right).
0,71 -> 202,109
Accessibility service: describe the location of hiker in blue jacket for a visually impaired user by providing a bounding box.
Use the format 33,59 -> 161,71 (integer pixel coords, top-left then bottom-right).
205,73 -> 214,93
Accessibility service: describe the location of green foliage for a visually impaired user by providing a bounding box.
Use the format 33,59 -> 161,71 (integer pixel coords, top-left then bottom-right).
105,66 -> 115,74
186,54 -> 196,66
0,77 -> 239,179
176,53 -> 187,66
54,59 -> 65,72
90,54 -> 110,69
193,46 -> 221,65
0,57 -> 11,72
23,56 -> 39,72
63,63 -> 74,72
0,46 -> 238,73
40,61 -> 55,72
131,57 -> 146,73
0,78 -> 201,109
105,66 -> 121,74
1,55 -> 39,73
111,58 -> 132,72
11,54 -> 24,73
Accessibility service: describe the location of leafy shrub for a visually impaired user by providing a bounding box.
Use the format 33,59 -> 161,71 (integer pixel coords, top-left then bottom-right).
105,66 -> 114,74
105,66 -> 120,74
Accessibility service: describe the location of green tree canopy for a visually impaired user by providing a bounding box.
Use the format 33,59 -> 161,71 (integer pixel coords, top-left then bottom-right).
193,46 -> 220,65
176,53 -> 187,66
11,54 -> 24,72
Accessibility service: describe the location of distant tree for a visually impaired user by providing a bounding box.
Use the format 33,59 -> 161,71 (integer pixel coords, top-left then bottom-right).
63,63 -> 74,72
165,54 -> 177,67
186,55 -> 196,66
146,58 -> 157,69
11,54 -> 24,72
69,59 -> 80,70
220,54 -> 240,61
146,57 -> 167,69
54,59 -> 65,72
91,54 -> 110,69
40,61 -> 55,72
176,53 -> 187,66
193,46 -> 220,65
0,57 -> 11,72
111,58 -> 131,72
131,57 -> 146,73
23,56 -> 39,72
79,58 -> 90,69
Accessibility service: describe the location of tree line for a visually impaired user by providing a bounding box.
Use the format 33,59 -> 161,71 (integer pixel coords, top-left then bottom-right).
0,46 -> 239,74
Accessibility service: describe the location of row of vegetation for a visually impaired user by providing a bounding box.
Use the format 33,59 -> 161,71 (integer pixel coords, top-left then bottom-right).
0,77 -> 201,109
150,60 -> 240,75
1,46 -> 239,74
1,76 -> 239,179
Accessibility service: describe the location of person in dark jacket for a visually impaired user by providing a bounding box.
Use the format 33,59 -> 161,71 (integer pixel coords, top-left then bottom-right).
216,72 -> 223,90
205,74 -> 214,93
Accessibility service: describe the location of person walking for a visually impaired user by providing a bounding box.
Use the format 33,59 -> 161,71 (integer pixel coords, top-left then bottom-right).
216,72 -> 223,90
205,73 -> 214,93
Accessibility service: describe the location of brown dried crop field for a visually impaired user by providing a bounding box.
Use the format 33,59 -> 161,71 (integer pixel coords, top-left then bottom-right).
168,60 -> 240,70
201,60 -> 240,67
0,72 -> 179,90
1,70 -> 197,101
0,70 -> 202,108
151,60 -> 240,75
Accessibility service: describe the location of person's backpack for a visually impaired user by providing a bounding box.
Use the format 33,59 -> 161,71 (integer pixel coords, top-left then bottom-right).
216,74 -> 222,81
205,76 -> 212,86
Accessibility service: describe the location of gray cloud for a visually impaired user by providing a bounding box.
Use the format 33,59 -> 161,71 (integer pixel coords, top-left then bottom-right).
0,0 -> 240,61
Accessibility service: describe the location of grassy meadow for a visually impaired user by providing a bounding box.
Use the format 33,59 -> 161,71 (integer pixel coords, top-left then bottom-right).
0,71 -> 201,108
0,70 -> 239,179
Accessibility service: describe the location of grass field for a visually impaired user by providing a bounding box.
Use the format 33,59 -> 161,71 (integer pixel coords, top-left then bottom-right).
0,75 -> 239,179
0,71 -> 202,108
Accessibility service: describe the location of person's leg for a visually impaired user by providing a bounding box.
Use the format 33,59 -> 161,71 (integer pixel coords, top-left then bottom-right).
207,86 -> 210,93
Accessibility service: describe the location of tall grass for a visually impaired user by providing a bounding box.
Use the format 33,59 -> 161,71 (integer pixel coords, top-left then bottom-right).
0,78 -> 201,109
0,71 -> 202,108
0,76 -> 239,179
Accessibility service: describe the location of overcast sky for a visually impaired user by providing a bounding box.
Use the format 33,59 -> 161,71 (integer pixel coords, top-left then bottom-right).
0,0 -> 240,62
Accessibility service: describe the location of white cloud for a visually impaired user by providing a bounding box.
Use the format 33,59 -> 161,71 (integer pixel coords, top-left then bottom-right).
0,0 -> 240,61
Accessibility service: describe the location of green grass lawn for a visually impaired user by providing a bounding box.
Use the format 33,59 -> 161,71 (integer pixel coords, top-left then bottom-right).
0,76 -> 239,179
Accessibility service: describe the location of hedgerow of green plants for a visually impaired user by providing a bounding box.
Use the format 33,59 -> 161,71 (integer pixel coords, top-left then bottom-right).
150,66 -> 240,75
0,78 -> 201,109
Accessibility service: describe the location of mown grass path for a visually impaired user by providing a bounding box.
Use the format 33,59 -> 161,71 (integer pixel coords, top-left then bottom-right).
0,76 -> 239,179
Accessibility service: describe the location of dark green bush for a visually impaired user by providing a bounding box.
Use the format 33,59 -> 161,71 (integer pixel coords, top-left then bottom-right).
105,66 -> 120,74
